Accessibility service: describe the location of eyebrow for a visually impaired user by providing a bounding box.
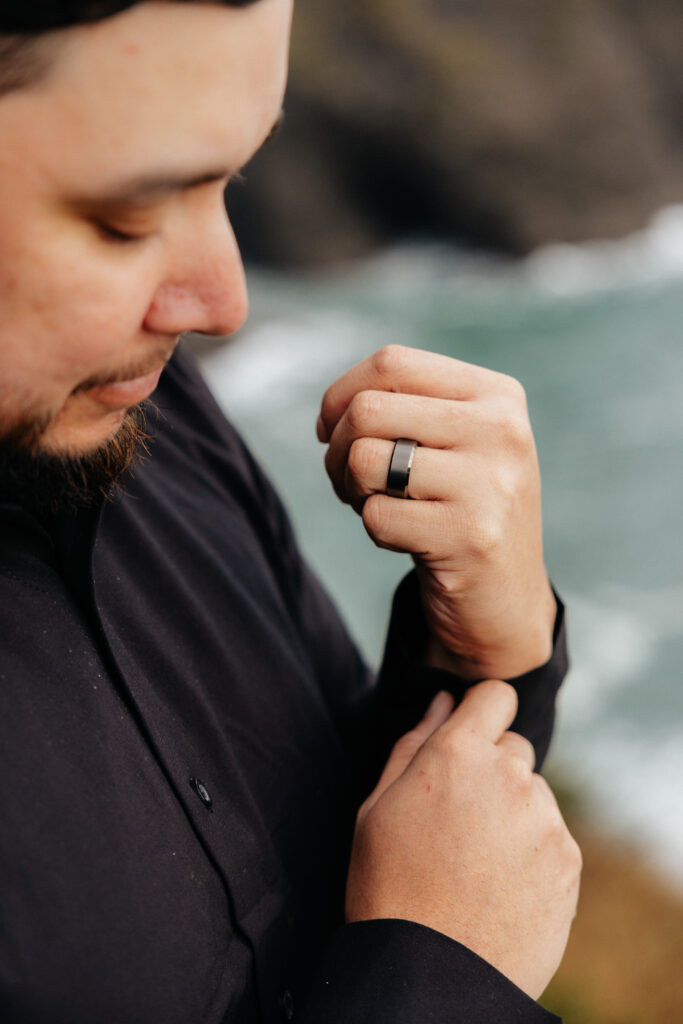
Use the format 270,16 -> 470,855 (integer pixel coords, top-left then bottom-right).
80,110 -> 284,206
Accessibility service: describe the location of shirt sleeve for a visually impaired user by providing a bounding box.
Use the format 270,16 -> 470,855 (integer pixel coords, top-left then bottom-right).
367,570 -> 568,781
298,920 -> 562,1023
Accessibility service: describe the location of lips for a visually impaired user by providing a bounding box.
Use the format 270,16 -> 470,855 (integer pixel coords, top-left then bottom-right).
83,366 -> 165,409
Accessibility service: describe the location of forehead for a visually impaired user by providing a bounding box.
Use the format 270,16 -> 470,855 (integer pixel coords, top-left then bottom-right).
0,1 -> 291,190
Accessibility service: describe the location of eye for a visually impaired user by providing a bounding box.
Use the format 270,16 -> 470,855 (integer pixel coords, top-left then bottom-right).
95,221 -> 147,244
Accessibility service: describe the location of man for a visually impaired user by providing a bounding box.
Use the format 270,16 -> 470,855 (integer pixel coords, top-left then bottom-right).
0,2 -> 580,1022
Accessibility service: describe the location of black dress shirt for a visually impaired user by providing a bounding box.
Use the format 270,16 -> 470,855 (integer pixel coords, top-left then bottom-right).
0,348 -> 565,1023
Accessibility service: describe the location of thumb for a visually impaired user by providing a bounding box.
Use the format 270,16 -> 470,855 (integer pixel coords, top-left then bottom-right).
362,691 -> 455,814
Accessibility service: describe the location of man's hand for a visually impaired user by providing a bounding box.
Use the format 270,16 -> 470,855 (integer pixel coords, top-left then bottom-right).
346,683 -> 582,1001
318,345 -> 557,680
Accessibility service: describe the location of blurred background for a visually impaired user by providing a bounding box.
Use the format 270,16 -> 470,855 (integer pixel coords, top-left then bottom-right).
193,1 -> 683,1020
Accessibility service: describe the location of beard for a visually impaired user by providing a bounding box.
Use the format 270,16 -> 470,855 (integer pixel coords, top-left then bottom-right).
0,403 -> 151,518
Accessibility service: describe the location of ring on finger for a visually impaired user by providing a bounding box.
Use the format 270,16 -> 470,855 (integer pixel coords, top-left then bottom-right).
386,438 -> 418,499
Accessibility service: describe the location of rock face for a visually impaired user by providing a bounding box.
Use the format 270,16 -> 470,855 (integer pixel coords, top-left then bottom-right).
227,0 -> 683,266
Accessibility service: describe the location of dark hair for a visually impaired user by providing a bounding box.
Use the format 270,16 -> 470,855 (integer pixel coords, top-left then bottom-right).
0,1 -> 261,95
0,1 -> 259,33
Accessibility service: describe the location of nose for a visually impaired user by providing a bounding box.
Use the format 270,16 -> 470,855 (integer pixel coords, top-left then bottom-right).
143,210 -> 249,338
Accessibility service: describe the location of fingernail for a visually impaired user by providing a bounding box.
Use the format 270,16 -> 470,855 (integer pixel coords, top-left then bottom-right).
316,414 -> 328,443
426,690 -> 451,718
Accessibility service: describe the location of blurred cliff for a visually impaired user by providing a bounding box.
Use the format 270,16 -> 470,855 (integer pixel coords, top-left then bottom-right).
227,0 -> 683,266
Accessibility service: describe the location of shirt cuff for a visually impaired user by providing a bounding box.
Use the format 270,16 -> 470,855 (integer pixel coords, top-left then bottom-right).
299,919 -> 562,1023
376,571 -> 568,771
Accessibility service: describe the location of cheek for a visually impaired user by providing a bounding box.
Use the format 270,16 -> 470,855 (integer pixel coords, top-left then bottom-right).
0,230 -> 157,409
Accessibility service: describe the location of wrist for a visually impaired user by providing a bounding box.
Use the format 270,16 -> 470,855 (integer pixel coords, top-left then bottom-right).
424,584 -> 557,680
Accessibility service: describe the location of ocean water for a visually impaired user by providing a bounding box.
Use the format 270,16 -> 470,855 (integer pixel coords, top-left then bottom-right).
195,205 -> 683,889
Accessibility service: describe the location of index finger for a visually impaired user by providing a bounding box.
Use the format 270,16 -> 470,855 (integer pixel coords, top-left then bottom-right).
318,345 -> 500,441
444,679 -> 519,745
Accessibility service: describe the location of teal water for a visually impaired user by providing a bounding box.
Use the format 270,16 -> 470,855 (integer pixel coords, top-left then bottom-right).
197,208 -> 683,887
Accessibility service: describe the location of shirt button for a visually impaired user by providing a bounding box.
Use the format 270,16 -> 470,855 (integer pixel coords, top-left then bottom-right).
279,989 -> 295,1021
189,777 -> 213,810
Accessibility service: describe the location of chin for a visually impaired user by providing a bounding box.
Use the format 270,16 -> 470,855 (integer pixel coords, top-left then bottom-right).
40,408 -> 131,459
0,405 -> 150,516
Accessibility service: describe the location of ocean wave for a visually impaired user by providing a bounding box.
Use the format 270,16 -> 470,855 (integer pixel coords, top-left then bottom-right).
198,312 -> 378,417
557,591 -> 657,727
524,204 -> 683,296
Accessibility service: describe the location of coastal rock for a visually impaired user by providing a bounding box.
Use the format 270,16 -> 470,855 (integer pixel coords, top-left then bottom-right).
228,0 -> 683,265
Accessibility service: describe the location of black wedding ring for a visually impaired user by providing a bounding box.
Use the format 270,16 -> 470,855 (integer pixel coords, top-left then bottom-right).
386,438 -> 418,499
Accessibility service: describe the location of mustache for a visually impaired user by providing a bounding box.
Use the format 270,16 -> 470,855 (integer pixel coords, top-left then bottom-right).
71,341 -> 178,394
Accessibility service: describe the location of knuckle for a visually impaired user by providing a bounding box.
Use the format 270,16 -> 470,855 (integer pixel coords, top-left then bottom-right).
502,754 -> 529,788
372,344 -> 409,381
467,515 -> 505,559
433,726 -> 475,766
516,733 -> 535,761
497,372 -> 527,405
324,451 -> 346,502
549,811 -> 573,847
393,729 -> 424,760
558,837 -> 583,901
347,437 -> 376,481
532,772 -> 558,807
347,390 -> 382,432
320,383 -> 336,418
361,493 -> 390,537
492,465 -> 522,506
500,412 -> 534,454
505,734 -> 535,770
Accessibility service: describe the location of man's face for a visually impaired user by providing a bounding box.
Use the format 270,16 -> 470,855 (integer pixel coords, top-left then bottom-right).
0,0 -> 292,473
